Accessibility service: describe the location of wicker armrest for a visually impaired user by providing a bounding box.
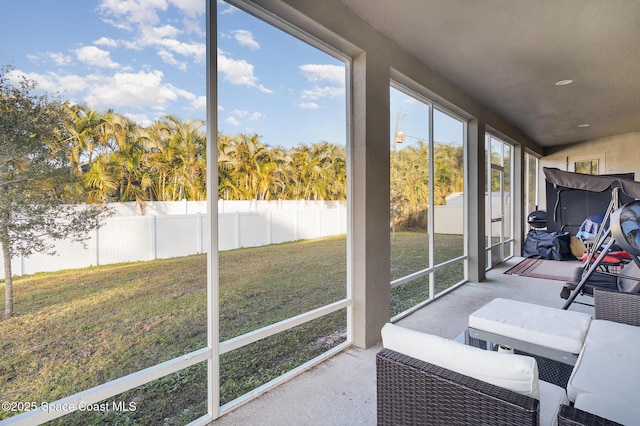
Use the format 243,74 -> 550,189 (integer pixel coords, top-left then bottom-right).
376,348 -> 539,425
557,404 -> 622,426
593,288 -> 640,326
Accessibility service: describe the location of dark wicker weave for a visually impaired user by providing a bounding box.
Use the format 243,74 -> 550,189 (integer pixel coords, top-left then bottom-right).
594,287 -> 640,326
557,404 -> 622,426
376,348 -> 539,425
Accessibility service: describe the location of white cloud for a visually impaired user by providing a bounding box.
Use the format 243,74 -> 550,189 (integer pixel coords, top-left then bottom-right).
99,0 -> 205,67
231,110 -> 262,121
217,0 -> 237,15
11,70 -> 90,95
94,37 -> 119,48
76,46 -> 120,69
169,0 -> 204,17
298,64 -> 345,104
231,109 -> 249,118
26,54 -> 40,64
49,52 -> 73,66
12,68 -> 198,114
217,49 -> 272,93
299,64 -> 344,85
99,0 -> 168,26
225,116 -> 240,126
298,102 -> 319,109
124,112 -> 154,127
158,50 -> 187,71
25,52 -> 72,66
301,86 -> 344,100
85,70 -> 178,109
224,109 -> 263,128
191,95 -> 206,112
231,30 -> 260,50
12,3 -> 207,124
142,23 -> 181,40
181,16 -> 204,36
158,37 -> 205,62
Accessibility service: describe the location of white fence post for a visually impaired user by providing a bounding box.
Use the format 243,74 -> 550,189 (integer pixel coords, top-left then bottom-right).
268,210 -> 272,245
95,226 -> 100,266
152,215 -> 158,259
198,213 -> 203,254
235,211 -> 241,250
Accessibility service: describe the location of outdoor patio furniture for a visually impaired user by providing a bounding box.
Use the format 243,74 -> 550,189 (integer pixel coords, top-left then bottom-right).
557,404 -> 621,426
562,289 -> 640,425
562,199 -> 640,309
561,260 -> 640,302
543,168 -> 640,237
468,298 -> 592,366
467,289 -> 640,425
377,323 -> 568,425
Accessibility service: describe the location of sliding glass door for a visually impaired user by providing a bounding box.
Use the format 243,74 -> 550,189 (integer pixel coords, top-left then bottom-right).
485,134 -> 513,268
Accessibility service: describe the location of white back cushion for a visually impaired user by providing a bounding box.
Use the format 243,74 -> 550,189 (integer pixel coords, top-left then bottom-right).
381,323 -> 540,399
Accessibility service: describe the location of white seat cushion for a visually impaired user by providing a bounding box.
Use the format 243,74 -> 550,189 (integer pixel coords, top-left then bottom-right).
539,381 -> 568,426
574,392 -> 640,426
567,343 -> 640,405
469,298 -> 592,353
585,319 -> 640,357
381,323 -> 540,399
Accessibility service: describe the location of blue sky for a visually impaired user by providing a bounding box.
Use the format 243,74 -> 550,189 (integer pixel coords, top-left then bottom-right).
390,86 -> 465,149
0,0 -> 347,149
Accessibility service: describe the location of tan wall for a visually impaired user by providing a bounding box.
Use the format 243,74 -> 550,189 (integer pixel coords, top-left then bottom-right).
539,131 -> 640,207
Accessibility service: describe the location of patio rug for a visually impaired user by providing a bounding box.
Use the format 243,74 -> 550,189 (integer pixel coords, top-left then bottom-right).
504,258 -> 583,282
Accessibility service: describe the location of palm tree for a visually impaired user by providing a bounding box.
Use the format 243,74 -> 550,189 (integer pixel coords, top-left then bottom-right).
169,116 -> 206,201
290,143 -> 325,200
71,105 -> 106,169
219,134 -> 274,200
314,141 -> 346,200
58,106 -> 353,205
267,145 -> 291,200
433,142 -> 464,206
391,140 -> 430,230
218,132 -> 243,200
145,116 -> 206,201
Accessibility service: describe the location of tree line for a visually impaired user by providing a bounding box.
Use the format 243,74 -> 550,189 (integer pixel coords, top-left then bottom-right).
391,140 -> 464,230
53,104 -> 348,206
65,105 -> 462,213
59,104 -> 465,229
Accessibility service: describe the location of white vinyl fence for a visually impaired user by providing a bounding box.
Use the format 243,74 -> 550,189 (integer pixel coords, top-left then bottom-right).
1,199 -> 475,279
1,200 -> 347,279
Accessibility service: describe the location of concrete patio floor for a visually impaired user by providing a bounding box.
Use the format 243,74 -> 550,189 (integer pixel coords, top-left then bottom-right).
211,257 -> 594,426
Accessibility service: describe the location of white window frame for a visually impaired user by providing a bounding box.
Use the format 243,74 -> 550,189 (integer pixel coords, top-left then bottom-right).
7,1 -> 353,424
389,81 -> 469,322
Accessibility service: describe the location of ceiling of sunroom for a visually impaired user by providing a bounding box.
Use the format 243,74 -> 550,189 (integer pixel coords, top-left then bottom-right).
340,0 -> 640,148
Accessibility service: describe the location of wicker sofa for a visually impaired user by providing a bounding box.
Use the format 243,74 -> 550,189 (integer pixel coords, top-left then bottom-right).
378,323 -> 569,425
562,288 -> 640,425
377,348 -> 542,425
376,348 -> 621,425
377,288 -> 640,426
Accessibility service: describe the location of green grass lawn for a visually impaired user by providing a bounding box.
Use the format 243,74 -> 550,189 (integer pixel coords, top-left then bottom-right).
0,232 -> 464,424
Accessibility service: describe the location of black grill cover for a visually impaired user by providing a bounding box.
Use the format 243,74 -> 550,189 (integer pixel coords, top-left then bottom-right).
523,230 -> 576,260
